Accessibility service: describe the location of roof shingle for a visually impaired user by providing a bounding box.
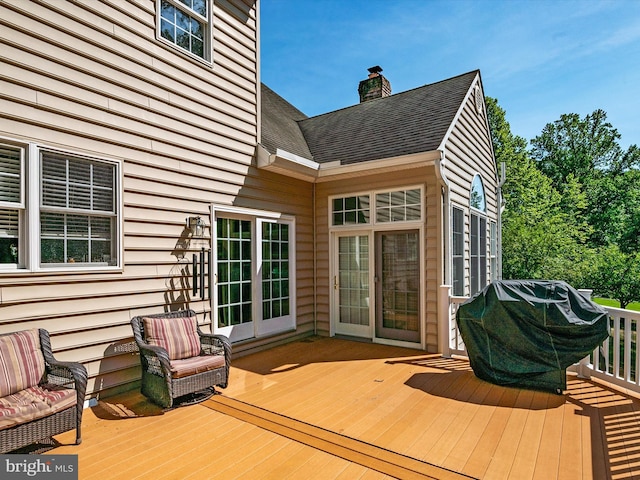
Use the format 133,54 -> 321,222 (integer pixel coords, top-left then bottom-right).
261,70 -> 479,165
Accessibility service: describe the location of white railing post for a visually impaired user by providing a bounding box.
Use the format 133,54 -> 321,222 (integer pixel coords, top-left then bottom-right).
576,288 -> 595,378
439,285 -> 452,358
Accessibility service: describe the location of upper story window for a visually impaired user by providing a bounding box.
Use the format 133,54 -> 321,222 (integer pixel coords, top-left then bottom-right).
158,0 -> 211,61
470,175 -> 486,212
331,187 -> 422,227
0,139 -> 122,272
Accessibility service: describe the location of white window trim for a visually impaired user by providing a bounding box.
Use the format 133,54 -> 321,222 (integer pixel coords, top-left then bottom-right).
0,138 -> 123,274
329,185 -> 425,230
156,0 -> 213,65
211,205 -> 296,341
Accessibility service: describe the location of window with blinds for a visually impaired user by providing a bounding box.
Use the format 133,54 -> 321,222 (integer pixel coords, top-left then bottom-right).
40,152 -> 116,266
0,144 -> 23,265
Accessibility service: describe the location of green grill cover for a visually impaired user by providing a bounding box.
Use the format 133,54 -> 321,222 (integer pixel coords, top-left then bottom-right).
456,280 -> 609,393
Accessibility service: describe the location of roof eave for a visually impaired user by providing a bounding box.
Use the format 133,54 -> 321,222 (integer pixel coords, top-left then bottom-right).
257,145 -> 320,182
257,145 -> 440,183
316,151 -> 440,182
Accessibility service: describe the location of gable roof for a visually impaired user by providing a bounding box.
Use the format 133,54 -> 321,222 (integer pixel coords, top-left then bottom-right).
260,70 -> 479,168
300,70 -> 478,165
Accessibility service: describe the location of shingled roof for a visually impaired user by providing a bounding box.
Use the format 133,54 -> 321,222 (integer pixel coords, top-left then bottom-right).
261,70 -> 479,166
260,84 -> 312,160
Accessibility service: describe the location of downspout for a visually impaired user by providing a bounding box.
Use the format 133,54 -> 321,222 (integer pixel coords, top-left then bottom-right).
435,150 -> 451,356
435,150 -> 450,286
498,162 -> 506,280
313,181 -> 317,335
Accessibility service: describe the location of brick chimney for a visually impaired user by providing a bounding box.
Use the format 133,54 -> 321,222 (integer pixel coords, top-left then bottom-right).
358,66 -> 391,103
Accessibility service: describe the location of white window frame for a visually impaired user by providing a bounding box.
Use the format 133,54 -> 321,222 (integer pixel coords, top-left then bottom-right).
156,0 -> 213,63
0,138 -> 123,273
212,205 -> 296,342
330,185 -> 424,228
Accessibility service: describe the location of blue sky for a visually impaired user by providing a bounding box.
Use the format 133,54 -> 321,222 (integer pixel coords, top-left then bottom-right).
260,0 -> 640,149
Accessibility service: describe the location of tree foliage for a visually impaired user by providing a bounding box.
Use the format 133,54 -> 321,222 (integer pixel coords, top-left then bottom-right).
488,99 -> 639,305
591,245 -> 640,309
486,98 -> 592,287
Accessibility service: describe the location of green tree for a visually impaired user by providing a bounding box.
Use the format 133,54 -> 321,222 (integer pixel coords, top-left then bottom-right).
591,245 -> 640,309
530,109 -> 640,249
530,109 -> 633,186
486,98 -> 593,286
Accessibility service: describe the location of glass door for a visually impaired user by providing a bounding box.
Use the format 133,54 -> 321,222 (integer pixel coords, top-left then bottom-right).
375,230 -> 420,343
333,234 -> 372,337
214,217 -> 254,342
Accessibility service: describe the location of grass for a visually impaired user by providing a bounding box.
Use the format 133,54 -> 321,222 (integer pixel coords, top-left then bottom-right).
594,297 -> 640,312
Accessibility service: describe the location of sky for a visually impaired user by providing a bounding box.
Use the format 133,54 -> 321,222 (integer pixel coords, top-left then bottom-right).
260,0 -> 640,149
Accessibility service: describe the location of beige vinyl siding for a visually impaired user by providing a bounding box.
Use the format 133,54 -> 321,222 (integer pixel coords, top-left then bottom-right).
0,0 -> 271,398
443,79 -> 498,296
314,166 -> 441,352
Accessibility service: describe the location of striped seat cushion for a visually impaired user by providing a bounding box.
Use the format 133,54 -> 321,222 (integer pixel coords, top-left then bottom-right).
0,384 -> 77,431
142,316 -> 202,360
0,329 -> 46,398
169,355 -> 225,379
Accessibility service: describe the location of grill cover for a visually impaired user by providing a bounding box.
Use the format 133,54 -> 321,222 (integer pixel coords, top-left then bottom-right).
456,280 -> 609,393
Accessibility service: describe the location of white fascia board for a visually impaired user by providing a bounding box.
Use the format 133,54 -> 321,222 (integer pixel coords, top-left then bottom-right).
315,151 -> 440,182
257,144 -> 440,182
256,144 -> 319,182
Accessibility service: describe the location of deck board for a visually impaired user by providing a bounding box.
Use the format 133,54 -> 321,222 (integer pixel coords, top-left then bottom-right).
45,337 -> 640,479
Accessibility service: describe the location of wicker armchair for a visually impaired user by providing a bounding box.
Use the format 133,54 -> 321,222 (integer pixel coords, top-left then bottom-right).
0,329 -> 88,453
130,310 -> 231,408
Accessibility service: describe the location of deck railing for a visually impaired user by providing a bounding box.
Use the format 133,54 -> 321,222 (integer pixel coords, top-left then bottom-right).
441,285 -> 640,395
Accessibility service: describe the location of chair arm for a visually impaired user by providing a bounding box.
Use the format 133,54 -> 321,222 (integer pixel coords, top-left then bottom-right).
38,329 -> 88,397
45,359 -> 88,396
136,342 -> 172,376
199,333 -> 231,360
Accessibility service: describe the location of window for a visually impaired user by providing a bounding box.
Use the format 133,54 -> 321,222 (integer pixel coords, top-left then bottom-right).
470,213 -> 487,295
331,187 -> 422,227
376,188 -> 421,222
332,195 -> 370,226
0,144 -> 23,266
214,208 -> 295,341
40,152 -> 117,266
452,206 -> 464,296
158,0 -> 210,61
470,175 -> 486,212
0,139 -> 121,272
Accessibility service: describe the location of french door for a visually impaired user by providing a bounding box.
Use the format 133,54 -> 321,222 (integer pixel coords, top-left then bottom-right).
333,233 -> 372,337
375,230 -> 420,343
333,230 -> 421,343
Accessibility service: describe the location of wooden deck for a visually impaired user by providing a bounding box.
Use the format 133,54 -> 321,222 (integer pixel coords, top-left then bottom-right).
48,337 -> 640,479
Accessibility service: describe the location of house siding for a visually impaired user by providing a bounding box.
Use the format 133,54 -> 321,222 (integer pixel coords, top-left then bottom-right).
0,0 -> 317,399
314,166 -> 441,352
443,77 -> 499,296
